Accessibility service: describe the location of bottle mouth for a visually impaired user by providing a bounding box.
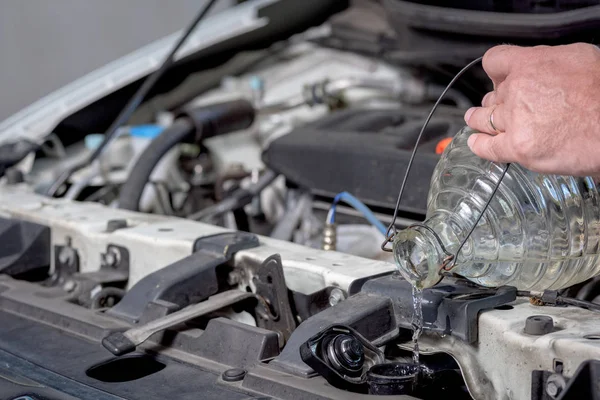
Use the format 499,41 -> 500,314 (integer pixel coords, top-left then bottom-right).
393,227 -> 444,289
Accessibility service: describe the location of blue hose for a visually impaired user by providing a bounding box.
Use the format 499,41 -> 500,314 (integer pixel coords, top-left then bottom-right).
327,191 -> 387,236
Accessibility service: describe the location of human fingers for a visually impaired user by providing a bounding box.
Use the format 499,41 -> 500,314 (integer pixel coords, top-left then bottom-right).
482,45 -> 524,87
481,91 -> 497,107
481,79 -> 511,106
464,104 -> 506,135
467,133 -> 514,163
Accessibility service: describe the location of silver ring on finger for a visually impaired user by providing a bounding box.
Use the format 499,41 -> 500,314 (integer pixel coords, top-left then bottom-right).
489,105 -> 501,134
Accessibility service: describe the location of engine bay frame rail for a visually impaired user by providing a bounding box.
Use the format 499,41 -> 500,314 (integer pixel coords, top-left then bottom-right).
1,188 -> 600,399
0,186 -> 396,295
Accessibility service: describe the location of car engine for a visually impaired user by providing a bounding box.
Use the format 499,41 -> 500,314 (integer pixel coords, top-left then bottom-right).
1,1 -> 600,399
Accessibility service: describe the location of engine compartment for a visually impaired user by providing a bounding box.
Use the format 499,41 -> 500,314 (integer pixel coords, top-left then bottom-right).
1,190 -> 600,400
1,1 -> 600,399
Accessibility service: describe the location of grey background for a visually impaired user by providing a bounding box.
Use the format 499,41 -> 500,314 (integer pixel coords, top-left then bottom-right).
0,0 -> 231,121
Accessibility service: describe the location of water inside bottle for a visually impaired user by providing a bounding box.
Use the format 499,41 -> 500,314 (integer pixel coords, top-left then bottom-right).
395,126 -> 600,291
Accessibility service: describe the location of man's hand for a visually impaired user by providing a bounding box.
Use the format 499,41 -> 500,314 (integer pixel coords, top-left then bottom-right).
464,43 -> 600,177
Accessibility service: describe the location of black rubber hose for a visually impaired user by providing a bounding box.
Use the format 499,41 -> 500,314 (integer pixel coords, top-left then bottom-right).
559,296 -> 600,312
118,118 -> 194,211
177,99 -> 255,142
129,50 -> 268,125
118,99 -> 255,211
189,170 -> 277,221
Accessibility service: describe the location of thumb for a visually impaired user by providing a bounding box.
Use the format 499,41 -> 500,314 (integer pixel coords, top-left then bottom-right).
467,133 -> 512,163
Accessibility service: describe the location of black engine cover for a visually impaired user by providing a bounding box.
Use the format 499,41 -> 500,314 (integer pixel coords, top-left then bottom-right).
262,107 -> 465,216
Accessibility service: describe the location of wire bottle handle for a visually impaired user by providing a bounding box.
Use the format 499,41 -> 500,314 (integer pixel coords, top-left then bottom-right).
381,56 -> 510,274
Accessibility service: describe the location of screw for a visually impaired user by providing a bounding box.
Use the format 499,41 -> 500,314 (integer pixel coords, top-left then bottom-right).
329,288 -> 345,306
103,247 -> 121,268
546,374 -> 566,398
58,246 -> 75,266
546,382 -> 559,397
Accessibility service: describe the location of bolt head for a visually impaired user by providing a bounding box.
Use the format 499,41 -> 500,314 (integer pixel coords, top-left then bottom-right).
104,253 -> 116,266
103,247 -> 121,267
546,382 -> 559,397
546,374 -> 566,398
58,247 -> 75,265
328,288 -> 345,306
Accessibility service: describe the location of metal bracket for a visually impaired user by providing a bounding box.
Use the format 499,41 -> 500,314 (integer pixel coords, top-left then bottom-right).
61,244 -> 130,308
100,244 -> 129,276
362,275 -> 517,343
253,254 -> 296,346
107,232 -> 259,323
47,240 -> 79,287
291,286 -> 343,321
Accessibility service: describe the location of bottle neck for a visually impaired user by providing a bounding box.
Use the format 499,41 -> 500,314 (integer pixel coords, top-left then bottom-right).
424,212 -> 461,254
393,214 -> 460,289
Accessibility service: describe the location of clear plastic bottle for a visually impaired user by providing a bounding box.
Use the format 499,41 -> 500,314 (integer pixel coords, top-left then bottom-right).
393,127 -> 600,290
